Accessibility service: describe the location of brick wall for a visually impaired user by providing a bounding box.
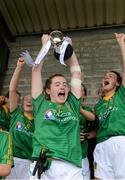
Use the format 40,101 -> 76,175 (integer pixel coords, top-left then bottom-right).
1,27 -> 124,107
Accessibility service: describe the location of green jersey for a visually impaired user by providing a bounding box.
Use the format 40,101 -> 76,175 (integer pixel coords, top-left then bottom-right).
94,84 -> 125,143
0,106 -> 9,131
32,92 -> 82,167
0,129 -> 13,179
0,129 -> 13,165
79,106 -> 92,158
9,106 -> 34,159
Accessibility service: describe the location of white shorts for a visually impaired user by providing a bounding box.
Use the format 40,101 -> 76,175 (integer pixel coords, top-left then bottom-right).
30,159 -> 83,180
6,157 -> 32,179
82,157 -> 90,179
94,136 -> 125,179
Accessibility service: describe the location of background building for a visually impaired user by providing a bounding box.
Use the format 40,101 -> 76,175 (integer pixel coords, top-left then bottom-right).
0,0 -> 125,106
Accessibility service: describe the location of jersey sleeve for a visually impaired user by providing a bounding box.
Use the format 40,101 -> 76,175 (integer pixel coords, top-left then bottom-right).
9,106 -> 21,127
0,131 -> 13,165
82,105 -> 92,112
32,93 -> 45,115
118,84 -> 125,99
67,92 -> 82,116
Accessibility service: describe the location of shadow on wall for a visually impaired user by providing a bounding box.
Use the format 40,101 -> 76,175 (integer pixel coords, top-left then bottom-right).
0,38 -> 10,93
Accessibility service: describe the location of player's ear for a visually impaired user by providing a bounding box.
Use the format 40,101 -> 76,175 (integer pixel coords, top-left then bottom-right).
45,88 -> 50,95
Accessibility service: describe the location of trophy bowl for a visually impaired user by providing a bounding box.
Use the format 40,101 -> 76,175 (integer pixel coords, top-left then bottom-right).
54,44 -> 73,61
50,30 -> 63,46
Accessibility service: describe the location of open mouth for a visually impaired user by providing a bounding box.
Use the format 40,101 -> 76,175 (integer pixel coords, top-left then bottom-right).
58,92 -> 65,98
104,81 -> 110,86
26,104 -> 32,107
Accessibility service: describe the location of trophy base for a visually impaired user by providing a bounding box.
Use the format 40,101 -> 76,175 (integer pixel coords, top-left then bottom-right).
54,44 -> 73,61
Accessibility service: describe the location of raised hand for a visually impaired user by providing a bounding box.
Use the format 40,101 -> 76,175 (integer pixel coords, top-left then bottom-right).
17,57 -> 25,68
41,34 -> 50,47
114,33 -> 125,48
115,33 -> 125,86
0,96 -> 6,106
34,34 -> 51,66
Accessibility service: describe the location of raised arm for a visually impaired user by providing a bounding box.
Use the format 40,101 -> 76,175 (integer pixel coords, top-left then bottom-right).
9,58 -> 25,112
80,107 -> 95,121
115,33 -> 125,87
32,34 -> 50,99
69,50 -> 82,99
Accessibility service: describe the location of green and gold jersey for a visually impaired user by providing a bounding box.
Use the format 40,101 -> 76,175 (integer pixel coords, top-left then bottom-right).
79,106 -> 92,158
0,105 -> 9,131
0,129 -> 13,179
9,106 -> 34,159
0,129 -> 13,165
94,84 -> 125,143
32,92 -> 82,167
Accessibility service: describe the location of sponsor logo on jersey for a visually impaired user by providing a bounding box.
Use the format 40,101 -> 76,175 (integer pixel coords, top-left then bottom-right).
45,110 -> 55,120
16,121 -> 22,131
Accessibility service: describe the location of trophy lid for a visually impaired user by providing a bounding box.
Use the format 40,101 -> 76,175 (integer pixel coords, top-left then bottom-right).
50,30 -> 63,46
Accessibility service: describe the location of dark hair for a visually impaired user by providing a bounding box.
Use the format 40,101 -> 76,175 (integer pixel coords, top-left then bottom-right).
110,70 -> 122,91
16,90 -> 21,97
43,73 -> 66,100
81,83 -> 87,96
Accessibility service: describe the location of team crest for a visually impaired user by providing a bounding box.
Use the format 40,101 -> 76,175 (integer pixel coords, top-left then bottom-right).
26,123 -> 31,129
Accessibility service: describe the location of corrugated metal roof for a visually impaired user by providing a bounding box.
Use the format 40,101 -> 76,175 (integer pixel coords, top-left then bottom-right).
0,0 -> 125,37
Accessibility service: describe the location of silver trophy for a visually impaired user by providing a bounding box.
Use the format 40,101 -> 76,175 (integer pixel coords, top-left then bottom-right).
21,30 -> 73,67
50,30 -> 73,64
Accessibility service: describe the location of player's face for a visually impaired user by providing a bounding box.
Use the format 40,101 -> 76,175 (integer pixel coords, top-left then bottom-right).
23,95 -> 33,112
102,72 -> 119,93
46,76 -> 69,104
